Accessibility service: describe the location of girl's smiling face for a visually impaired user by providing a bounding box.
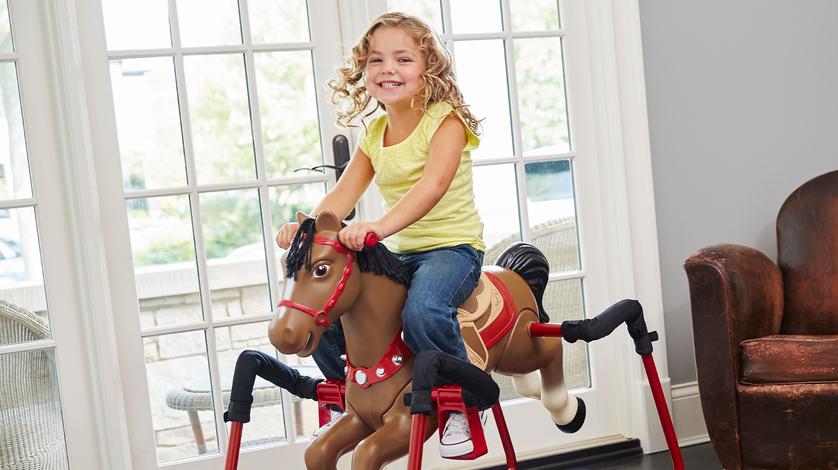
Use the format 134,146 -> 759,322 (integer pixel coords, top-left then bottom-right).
364,27 -> 426,110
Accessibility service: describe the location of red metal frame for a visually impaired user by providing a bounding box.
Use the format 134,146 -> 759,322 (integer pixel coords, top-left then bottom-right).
316,380 -> 346,427
225,421 -> 243,470
642,354 -> 685,470
407,386 -> 518,470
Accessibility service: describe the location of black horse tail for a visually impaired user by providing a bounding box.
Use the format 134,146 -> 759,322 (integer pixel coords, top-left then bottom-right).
495,242 -> 550,323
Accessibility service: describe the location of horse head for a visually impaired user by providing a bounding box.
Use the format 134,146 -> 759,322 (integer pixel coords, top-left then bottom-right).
269,211 -> 362,357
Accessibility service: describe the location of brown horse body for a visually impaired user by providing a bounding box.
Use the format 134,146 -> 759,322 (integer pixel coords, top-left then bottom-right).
269,212 -> 580,469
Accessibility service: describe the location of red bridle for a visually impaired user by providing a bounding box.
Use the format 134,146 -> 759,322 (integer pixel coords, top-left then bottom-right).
277,236 -> 355,328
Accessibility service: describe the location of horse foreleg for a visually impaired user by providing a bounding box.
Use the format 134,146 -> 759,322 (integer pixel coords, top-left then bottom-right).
304,411 -> 369,470
351,412 -> 424,470
537,341 -> 585,433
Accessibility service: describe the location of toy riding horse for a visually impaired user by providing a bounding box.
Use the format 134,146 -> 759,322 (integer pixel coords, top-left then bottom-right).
269,211 -> 584,469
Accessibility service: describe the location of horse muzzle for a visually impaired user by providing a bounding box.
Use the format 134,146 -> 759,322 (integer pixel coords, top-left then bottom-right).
268,312 -> 320,357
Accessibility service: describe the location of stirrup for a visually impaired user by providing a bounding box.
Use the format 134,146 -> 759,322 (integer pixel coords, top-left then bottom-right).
315,380 -> 346,427
433,385 -> 488,460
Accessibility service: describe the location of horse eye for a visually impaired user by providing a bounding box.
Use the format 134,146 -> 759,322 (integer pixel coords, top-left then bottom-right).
313,264 -> 330,278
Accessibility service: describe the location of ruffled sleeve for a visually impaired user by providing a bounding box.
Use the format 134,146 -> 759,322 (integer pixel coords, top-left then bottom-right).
423,102 -> 480,152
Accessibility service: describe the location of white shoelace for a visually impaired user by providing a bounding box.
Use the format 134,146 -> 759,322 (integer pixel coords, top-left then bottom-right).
442,412 -> 471,439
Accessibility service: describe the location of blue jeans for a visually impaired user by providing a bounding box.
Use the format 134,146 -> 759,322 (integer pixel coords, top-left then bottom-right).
313,244 -> 483,380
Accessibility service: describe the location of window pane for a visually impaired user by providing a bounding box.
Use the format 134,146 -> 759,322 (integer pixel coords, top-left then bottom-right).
509,0 -> 560,31
176,0 -> 242,47
514,38 -> 570,155
454,40 -> 513,159
494,279 -> 588,401
254,51 -> 322,179
101,0 -> 171,50
216,323 -> 288,447
0,1 -> 12,53
450,0 -> 502,34
128,195 -> 203,329
474,164 -> 519,265
184,54 -> 255,184
148,330 -> 218,462
0,208 -> 47,330
199,189 -> 270,318
525,160 -> 579,272
386,0 -> 443,33
544,279 -> 588,389
249,0 -> 310,43
268,183 -> 326,280
0,348 -> 69,469
0,63 -> 32,199
110,58 -> 187,191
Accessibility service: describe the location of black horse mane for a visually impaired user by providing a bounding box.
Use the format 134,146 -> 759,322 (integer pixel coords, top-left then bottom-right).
284,218 -> 410,287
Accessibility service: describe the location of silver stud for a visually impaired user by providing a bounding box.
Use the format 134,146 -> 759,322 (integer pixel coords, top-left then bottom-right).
343,366 -> 348,374
392,355 -> 403,365
355,370 -> 367,385
376,367 -> 385,377
339,354 -> 347,361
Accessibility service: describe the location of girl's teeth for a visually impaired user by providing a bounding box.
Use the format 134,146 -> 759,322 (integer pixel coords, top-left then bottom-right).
382,82 -> 401,88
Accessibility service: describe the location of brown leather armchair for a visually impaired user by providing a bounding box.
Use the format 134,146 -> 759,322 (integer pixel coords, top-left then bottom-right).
684,170 -> 838,470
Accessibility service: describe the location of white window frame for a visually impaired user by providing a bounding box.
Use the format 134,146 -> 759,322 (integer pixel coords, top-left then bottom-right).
35,0 -> 671,467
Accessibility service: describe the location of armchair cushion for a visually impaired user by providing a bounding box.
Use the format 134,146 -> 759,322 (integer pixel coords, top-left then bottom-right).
741,335 -> 838,384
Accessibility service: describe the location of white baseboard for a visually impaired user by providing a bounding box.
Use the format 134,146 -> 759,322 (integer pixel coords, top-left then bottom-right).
671,381 -> 710,447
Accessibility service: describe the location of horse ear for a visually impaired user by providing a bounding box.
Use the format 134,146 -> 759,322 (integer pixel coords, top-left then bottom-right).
295,211 -> 310,225
314,211 -> 342,233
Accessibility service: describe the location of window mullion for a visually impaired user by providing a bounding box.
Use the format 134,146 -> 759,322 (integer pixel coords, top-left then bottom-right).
499,0 -> 531,243
168,0 -> 229,454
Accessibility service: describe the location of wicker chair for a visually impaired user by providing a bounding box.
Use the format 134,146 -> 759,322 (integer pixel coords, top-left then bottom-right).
0,299 -> 68,470
483,218 -> 587,400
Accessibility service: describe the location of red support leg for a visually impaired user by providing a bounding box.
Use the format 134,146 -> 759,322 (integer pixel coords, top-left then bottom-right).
491,403 -> 518,470
642,355 -> 684,470
407,414 -> 427,470
224,421 -> 243,470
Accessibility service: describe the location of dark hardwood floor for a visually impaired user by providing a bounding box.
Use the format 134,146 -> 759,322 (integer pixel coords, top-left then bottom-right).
569,442 -> 720,470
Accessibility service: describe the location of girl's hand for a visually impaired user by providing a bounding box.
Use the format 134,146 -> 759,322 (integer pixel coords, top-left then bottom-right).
339,222 -> 384,251
275,222 -> 300,249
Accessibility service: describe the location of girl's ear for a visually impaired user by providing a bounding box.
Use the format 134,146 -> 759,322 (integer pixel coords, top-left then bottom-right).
314,211 -> 342,233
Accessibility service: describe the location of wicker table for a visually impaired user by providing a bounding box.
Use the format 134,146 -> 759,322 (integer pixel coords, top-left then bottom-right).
166,365 -> 322,453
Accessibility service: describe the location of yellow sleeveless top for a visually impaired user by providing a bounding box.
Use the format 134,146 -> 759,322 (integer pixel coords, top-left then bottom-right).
359,101 -> 485,253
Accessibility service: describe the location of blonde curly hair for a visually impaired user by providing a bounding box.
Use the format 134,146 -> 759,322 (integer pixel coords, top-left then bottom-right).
327,12 -> 481,135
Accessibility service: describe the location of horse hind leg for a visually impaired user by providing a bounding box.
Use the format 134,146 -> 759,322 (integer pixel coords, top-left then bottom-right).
511,371 -> 541,399
537,342 -> 586,433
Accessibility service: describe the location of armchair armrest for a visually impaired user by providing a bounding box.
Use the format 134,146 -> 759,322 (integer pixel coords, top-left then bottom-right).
683,243 -> 784,470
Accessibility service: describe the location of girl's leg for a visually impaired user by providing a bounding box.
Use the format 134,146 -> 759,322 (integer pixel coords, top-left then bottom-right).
401,245 -> 483,361
312,321 -> 347,381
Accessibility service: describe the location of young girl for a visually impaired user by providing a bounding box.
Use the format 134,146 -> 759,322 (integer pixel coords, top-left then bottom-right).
276,12 -> 484,458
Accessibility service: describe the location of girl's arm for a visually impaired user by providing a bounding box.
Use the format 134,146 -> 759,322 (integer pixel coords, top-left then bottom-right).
339,115 -> 467,250
312,147 -> 375,220
276,148 -> 373,248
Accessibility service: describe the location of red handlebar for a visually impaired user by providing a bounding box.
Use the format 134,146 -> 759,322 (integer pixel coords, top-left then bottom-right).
364,232 -> 379,247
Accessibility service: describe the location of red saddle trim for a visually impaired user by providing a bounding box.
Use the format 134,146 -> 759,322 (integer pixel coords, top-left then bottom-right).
345,329 -> 413,389
478,272 -> 517,349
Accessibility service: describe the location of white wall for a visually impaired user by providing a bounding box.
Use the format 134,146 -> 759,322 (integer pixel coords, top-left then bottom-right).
639,0 -> 838,384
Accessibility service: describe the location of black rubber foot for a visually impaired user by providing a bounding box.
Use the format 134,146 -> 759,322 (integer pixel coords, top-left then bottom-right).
556,396 -> 586,434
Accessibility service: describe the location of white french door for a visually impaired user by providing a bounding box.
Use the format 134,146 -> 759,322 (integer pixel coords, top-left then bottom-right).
0,1 -> 110,468
79,0 -> 348,468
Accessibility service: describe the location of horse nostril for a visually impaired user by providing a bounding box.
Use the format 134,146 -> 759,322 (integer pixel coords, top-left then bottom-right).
269,323 -> 305,354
